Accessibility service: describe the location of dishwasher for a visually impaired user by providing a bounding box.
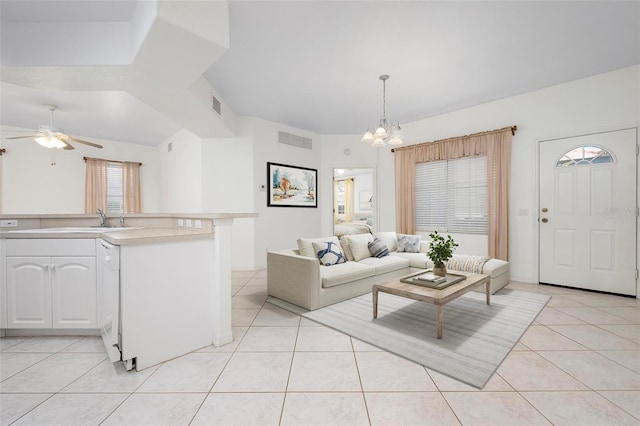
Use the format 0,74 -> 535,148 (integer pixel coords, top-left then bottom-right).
97,239 -> 122,364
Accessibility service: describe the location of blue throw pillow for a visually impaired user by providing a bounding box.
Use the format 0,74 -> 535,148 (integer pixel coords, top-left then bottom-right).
397,234 -> 421,253
368,237 -> 389,258
312,241 -> 347,266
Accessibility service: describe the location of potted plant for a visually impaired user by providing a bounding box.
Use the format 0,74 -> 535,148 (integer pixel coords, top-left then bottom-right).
427,231 -> 458,276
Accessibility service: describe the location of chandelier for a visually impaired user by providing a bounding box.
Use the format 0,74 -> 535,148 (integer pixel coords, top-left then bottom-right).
361,74 -> 403,147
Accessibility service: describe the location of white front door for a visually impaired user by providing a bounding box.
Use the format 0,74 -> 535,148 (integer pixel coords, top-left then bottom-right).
539,128 -> 637,295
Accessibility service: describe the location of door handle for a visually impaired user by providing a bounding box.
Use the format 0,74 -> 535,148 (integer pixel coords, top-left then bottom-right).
541,207 -> 548,213
541,218 -> 548,223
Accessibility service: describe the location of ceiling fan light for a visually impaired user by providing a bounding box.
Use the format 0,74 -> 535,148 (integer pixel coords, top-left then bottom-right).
35,135 -> 66,149
361,131 -> 374,142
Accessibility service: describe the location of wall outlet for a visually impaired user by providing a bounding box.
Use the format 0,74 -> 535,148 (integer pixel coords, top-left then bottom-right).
186,219 -> 192,227
0,219 -> 18,227
194,220 -> 202,229
177,219 -> 184,227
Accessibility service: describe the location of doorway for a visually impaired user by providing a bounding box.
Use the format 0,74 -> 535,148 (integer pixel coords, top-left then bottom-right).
333,168 -> 375,238
538,128 -> 637,295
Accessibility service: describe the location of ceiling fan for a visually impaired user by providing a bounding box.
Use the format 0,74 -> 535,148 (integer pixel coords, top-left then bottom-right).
6,104 -> 103,150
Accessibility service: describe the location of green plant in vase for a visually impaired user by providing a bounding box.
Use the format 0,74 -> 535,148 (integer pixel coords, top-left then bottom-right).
427,231 -> 458,277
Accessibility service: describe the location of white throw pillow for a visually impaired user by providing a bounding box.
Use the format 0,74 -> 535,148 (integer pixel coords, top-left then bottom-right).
297,236 -> 341,258
345,233 -> 374,261
339,235 -> 355,261
374,231 -> 398,252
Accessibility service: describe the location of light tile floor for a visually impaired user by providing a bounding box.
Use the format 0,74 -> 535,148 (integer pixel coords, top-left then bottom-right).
1,270 -> 639,425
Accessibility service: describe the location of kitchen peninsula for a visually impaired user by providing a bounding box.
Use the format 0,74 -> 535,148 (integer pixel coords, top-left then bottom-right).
0,213 -> 256,370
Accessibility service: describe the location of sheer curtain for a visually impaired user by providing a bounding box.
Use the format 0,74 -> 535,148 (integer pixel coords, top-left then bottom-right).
84,158 -> 108,213
344,178 -> 354,222
394,127 -> 513,260
122,161 -> 141,213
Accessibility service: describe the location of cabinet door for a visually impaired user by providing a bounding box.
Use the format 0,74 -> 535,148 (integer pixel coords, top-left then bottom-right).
6,257 -> 52,328
51,257 -> 97,329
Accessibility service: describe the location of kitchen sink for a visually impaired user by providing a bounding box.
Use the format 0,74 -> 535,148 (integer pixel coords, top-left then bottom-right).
8,227 -> 143,233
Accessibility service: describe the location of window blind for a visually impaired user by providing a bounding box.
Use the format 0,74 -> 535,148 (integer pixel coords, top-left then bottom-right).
106,163 -> 123,214
415,156 -> 488,234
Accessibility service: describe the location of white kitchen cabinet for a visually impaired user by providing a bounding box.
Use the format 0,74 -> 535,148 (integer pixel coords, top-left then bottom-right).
6,258 -> 51,328
5,239 -> 97,329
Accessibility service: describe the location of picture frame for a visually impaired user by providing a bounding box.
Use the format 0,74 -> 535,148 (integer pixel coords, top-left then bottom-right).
267,162 -> 317,208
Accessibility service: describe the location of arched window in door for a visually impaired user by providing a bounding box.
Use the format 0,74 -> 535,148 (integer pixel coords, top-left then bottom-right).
556,145 -> 615,167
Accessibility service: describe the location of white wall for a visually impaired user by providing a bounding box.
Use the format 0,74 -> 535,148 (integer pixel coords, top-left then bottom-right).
241,117 -> 322,269
385,66 -> 639,283
202,137 -> 256,270
0,126 -> 160,213
158,128 -> 203,213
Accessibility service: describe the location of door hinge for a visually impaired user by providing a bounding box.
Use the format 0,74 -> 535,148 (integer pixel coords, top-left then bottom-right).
637,144 -> 639,156
636,270 -> 639,280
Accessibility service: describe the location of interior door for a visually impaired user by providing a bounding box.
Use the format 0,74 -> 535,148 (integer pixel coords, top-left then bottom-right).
539,128 -> 637,295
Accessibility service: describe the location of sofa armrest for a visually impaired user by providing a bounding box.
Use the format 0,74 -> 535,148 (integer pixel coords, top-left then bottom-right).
267,250 -> 321,310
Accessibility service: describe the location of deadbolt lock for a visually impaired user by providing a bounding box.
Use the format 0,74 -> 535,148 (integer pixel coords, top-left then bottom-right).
541,208 -> 548,213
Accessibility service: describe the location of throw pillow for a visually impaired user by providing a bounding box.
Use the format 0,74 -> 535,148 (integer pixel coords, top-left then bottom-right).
345,233 -> 374,261
368,237 -> 389,258
339,235 -> 355,261
374,231 -> 398,252
312,241 -> 346,266
397,233 -> 421,253
297,236 -> 341,258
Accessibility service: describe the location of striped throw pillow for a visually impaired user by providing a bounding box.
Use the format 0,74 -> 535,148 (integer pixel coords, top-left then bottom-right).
368,237 -> 389,258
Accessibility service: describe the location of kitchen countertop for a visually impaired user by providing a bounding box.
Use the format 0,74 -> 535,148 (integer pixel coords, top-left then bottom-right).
0,213 -> 257,245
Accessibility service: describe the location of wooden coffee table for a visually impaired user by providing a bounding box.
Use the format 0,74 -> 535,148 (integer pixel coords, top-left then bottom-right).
372,271 -> 490,339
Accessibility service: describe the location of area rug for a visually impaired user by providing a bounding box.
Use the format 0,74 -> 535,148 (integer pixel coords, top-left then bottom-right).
267,288 -> 550,388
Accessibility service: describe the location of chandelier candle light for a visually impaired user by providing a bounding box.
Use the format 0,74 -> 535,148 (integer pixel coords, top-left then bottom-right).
361,74 -> 403,147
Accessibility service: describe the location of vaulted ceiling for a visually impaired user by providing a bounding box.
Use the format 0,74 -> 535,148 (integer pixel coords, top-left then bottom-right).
1,1 -> 638,146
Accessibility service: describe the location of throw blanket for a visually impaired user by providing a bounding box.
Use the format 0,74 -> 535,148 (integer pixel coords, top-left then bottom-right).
447,255 -> 490,274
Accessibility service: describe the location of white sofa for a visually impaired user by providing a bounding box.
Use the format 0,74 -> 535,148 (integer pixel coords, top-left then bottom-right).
267,232 -> 510,311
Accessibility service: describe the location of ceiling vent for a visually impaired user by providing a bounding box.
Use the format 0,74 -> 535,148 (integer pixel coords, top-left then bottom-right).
211,93 -> 221,115
278,131 -> 312,150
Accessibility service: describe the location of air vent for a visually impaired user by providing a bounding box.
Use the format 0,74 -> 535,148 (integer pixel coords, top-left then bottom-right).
278,131 -> 312,150
211,93 -> 221,115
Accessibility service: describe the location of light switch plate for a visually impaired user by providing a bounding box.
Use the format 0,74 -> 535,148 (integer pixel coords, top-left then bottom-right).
186,219 -> 192,227
194,220 -> 202,229
177,219 -> 184,227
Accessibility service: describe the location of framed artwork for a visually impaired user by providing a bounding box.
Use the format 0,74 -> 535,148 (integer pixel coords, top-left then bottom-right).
267,162 -> 317,208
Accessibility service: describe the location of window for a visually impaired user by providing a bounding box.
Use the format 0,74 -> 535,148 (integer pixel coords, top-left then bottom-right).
556,145 -> 614,167
106,162 -> 123,213
414,156 -> 487,234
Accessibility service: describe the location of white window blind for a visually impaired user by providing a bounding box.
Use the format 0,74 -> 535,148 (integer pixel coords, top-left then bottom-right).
415,156 -> 488,234
106,163 -> 123,214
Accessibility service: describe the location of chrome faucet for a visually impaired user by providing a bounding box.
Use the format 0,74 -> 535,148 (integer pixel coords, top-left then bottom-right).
96,209 -> 106,227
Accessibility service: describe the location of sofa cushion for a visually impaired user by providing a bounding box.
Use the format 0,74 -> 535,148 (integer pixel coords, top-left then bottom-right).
339,235 -> 355,261
374,231 -> 398,252
345,233 -> 374,261
368,237 -> 389,258
359,255 -> 409,274
397,234 -> 421,253
297,236 -> 341,258
482,258 -> 510,279
320,261 -> 376,288
390,252 -> 432,268
312,241 -> 346,266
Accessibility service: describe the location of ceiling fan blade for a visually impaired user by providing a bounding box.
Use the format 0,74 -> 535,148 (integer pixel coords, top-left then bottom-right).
62,141 -> 75,150
66,135 -> 103,149
6,135 -> 38,139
